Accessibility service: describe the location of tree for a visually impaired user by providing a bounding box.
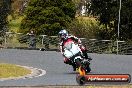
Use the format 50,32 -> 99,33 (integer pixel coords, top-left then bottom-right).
20,0 -> 76,36
88,0 -> 118,39
0,0 -> 10,36
11,0 -> 29,17
119,0 -> 132,40
72,0 -> 91,16
67,17 -> 101,39
88,0 -> 132,40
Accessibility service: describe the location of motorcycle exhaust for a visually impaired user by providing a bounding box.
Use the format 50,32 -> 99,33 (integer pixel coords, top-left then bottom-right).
78,66 -> 86,76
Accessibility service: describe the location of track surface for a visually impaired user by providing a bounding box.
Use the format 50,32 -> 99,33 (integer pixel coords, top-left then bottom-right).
0,49 -> 132,86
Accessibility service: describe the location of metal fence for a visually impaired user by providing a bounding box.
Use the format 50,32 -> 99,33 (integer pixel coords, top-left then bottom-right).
0,32 -> 59,50
81,39 -> 132,55
0,33 -> 132,55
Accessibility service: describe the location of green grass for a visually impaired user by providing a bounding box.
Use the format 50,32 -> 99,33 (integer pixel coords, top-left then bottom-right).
0,63 -> 31,78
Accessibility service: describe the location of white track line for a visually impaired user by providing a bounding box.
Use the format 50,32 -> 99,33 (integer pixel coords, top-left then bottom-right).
0,65 -> 46,81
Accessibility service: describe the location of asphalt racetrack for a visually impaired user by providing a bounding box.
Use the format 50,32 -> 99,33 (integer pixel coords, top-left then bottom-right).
0,49 -> 132,86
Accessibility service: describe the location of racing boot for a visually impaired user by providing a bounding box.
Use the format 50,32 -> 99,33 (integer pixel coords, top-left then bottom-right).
72,64 -> 76,71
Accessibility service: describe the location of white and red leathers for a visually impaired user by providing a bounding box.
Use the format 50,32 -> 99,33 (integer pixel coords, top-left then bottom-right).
59,35 -> 89,64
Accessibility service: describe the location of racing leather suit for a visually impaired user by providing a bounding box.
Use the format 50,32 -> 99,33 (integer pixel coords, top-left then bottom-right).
59,35 -> 90,70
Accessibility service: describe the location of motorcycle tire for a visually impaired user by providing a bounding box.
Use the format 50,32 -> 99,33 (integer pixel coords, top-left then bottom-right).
76,75 -> 86,85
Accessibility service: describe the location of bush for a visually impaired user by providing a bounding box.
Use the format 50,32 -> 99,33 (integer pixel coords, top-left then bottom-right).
67,17 -> 102,39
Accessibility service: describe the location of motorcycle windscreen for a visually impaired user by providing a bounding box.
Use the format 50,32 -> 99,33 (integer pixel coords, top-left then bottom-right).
63,42 -> 81,58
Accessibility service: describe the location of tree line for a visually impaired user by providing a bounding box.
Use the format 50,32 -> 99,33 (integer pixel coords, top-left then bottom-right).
0,0 -> 11,36
0,0 -> 132,41
88,0 -> 132,40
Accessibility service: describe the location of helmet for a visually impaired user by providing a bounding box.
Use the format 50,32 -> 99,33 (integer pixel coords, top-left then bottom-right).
58,29 -> 68,40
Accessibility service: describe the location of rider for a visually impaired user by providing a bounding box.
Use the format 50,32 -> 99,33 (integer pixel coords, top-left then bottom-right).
58,29 -> 91,71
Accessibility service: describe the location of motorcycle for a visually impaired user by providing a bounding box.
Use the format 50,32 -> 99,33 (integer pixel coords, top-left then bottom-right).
63,40 -> 91,75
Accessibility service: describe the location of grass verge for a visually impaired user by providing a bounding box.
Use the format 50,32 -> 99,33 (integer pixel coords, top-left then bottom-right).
0,63 -> 31,78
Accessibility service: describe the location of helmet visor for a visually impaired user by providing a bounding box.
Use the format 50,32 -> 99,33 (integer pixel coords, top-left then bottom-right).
59,33 -> 66,38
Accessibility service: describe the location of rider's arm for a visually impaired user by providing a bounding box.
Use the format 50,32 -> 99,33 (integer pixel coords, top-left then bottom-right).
70,35 -> 82,45
59,42 -> 64,54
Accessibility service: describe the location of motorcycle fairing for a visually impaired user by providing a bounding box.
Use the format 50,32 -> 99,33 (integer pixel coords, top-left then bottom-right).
63,41 -> 81,58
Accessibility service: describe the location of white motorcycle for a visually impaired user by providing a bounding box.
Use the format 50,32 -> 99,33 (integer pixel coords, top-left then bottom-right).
63,41 -> 91,75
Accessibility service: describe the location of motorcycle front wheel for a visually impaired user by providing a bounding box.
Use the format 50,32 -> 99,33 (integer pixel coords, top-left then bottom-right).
76,75 -> 86,85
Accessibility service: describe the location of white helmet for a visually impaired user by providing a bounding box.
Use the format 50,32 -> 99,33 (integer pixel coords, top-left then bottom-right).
58,29 -> 68,40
